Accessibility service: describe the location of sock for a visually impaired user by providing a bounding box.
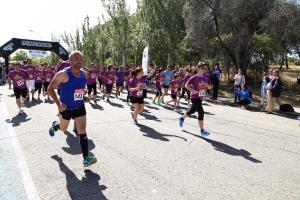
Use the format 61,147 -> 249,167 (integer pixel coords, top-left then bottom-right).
80,134 -> 89,159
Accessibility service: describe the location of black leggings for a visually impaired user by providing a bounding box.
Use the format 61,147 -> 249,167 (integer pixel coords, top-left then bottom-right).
156,87 -> 162,97
186,98 -> 204,120
35,82 -> 43,94
87,83 -> 97,95
43,82 -> 50,92
180,88 -> 190,99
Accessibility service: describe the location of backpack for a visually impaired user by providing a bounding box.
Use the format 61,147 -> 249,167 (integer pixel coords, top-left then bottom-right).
279,104 -> 295,112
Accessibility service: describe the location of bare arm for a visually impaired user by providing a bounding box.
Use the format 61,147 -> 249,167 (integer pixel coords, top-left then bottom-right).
47,71 -> 67,108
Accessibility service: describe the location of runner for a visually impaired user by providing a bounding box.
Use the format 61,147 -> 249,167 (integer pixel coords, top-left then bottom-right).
97,65 -> 104,92
166,74 -> 181,111
178,69 -> 192,106
8,62 -> 29,115
152,68 -> 163,105
48,51 -> 96,167
178,63 -> 212,136
161,66 -> 173,103
129,67 -> 156,125
43,63 -> 55,101
115,66 -> 126,98
22,59 -> 35,101
125,64 -> 135,104
86,63 -> 98,103
103,65 -> 115,102
34,64 -> 44,100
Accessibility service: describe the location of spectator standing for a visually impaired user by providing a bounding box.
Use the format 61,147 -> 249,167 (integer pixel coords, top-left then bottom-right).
211,63 -> 222,100
266,70 -> 282,114
233,68 -> 245,103
260,72 -> 270,108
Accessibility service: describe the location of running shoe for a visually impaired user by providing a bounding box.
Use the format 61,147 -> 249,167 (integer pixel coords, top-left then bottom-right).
179,117 -> 184,127
201,130 -> 210,137
49,121 -> 59,137
83,154 -> 97,167
152,100 -> 156,104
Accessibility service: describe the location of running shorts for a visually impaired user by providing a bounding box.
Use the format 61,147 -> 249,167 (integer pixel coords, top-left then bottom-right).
60,105 -> 86,120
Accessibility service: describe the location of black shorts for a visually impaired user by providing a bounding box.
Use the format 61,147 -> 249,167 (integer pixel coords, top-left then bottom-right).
43,82 -> 50,92
116,82 -> 124,87
87,83 -> 97,95
162,85 -> 169,89
13,87 -> 28,99
35,82 -> 43,93
98,79 -> 102,86
60,105 -> 86,120
171,94 -> 177,99
105,84 -> 113,94
130,96 -> 144,104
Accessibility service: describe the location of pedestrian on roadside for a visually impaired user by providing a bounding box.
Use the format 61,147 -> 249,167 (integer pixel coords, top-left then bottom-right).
237,86 -> 252,109
260,72 -> 270,109
211,63 -> 222,100
266,70 -> 282,114
233,68 -> 245,103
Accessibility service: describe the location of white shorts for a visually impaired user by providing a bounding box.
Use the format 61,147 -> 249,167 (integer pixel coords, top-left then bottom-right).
26,80 -> 35,90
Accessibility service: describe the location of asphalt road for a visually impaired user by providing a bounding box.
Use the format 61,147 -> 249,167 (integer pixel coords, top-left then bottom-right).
0,85 -> 300,200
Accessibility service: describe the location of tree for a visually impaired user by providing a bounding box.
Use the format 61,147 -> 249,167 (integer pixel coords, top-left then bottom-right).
11,50 -> 29,62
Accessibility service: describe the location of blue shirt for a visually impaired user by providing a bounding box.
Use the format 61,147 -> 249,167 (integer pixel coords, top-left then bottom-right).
238,90 -> 251,102
162,70 -> 173,86
212,68 -> 221,80
60,67 -> 86,110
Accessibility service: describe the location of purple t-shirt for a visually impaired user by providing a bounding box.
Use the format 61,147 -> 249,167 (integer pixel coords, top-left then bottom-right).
9,70 -> 29,88
155,74 -> 162,89
22,65 -> 35,80
35,69 -> 44,83
86,69 -> 98,85
169,80 -> 180,95
129,76 -> 147,98
43,69 -> 55,83
186,74 -> 210,99
116,71 -> 126,83
104,71 -> 115,85
57,61 -> 69,72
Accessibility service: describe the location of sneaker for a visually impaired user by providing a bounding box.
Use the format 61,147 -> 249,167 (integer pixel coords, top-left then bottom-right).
83,154 -> 97,167
134,119 -> 138,125
174,108 -> 178,112
107,98 -> 110,103
201,130 -> 210,137
179,117 -> 184,127
152,100 -> 156,104
49,121 -> 59,137
18,109 -> 24,115
157,101 -> 161,106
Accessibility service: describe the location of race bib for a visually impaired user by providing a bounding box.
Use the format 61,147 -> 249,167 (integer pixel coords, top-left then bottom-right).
37,77 -> 42,81
137,90 -> 143,97
108,80 -> 113,84
46,78 -> 51,82
16,80 -> 25,87
74,89 -> 85,101
29,75 -> 33,79
174,88 -> 178,93
91,74 -> 96,79
199,90 -> 206,97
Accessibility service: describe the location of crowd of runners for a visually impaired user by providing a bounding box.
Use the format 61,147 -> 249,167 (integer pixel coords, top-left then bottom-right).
4,50 -> 285,167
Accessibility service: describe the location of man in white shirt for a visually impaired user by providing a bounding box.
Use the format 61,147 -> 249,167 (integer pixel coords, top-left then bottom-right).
233,68 -> 245,103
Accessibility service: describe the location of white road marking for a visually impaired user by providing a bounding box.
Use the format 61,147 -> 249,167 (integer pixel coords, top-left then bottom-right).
1,99 -> 40,200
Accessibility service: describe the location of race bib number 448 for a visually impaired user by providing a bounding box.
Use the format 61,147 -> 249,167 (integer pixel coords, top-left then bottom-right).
74,89 -> 85,101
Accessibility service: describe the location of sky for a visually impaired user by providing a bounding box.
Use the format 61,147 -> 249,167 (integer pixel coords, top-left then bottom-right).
0,0 -> 137,46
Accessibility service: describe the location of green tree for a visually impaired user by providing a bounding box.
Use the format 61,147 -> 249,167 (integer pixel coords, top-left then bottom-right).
11,50 -> 29,62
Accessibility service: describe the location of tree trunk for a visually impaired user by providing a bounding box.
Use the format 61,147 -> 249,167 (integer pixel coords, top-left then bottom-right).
285,50 -> 289,69
121,48 -> 126,67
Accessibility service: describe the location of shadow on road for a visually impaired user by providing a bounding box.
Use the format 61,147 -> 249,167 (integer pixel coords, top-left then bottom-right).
5,112 -> 31,127
182,130 -> 262,163
138,124 -> 187,142
139,112 -> 162,122
51,155 -> 107,200
107,101 -> 124,108
62,131 -> 96,155
90,103 -> 104,110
